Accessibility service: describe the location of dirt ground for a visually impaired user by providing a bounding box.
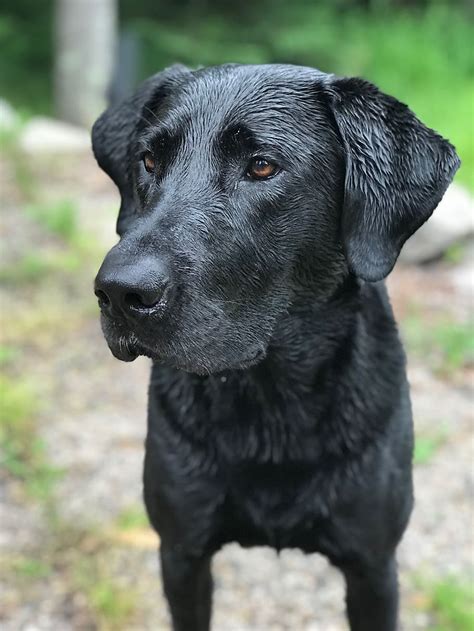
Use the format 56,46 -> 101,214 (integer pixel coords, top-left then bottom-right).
0,145 -> 472,630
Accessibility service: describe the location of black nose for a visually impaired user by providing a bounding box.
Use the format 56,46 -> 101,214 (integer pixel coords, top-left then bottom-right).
94,250 -> 169,317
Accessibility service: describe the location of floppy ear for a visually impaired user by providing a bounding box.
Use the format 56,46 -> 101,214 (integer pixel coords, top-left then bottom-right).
324,77 -> 460,281
92,64 -> 190,234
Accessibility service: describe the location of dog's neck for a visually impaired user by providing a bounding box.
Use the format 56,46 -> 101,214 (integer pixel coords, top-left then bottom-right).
150,274 -> 404,463
249,273 -> 360,383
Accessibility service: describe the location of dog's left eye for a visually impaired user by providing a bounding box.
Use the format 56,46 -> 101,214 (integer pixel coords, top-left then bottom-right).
143,153 -> 156,174
246,157 -> 278,180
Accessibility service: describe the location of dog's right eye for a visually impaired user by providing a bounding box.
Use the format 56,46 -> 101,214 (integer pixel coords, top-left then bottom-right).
143,153 -> 156,174
246,157 -> 279,181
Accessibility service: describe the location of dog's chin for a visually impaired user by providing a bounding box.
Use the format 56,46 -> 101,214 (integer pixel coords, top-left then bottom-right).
162,346 -> 268,375
105,332 -> 267,374
106,334 -> 163,364
107,338 -> 140,362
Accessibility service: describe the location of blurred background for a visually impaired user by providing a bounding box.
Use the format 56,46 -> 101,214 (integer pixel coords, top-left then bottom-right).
0,1 -> 473,629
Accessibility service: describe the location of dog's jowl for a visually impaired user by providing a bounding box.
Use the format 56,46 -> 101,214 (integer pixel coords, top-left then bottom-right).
92,64 -> 459,631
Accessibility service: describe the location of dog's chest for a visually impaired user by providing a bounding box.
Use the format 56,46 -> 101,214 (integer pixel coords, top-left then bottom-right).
208,372 -> 326,462
208,411 -> 340,551
148,368 -> 352,552
213,456 -> 340,553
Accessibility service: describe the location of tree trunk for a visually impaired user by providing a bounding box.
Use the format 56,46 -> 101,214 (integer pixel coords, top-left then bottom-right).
54,0 -> 117,128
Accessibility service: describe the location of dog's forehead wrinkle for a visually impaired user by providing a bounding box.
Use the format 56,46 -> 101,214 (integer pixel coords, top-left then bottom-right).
135,65 -> 331,155
142,69 -> 324,150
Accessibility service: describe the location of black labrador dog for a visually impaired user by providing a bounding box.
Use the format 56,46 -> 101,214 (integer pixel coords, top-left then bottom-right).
92,64 -> 459,631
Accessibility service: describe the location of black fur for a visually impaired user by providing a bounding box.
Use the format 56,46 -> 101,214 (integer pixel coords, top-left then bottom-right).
92,64 -> 459,631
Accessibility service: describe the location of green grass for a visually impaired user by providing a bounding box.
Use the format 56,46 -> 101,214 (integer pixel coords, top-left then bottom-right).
433,322 -> 474,371
0,375 -> 62,500
116,505 -> 150,531
443,243 -> 469,266
2,295 -> 97,351
413,432 -> 447,465
0,120 -> 22,149
0,253 -> 57,284
1,193 -> 103,286
72,538 -> 139,630
422,577 -> 474,631
0,345 -> 19,366
13,556 -> 52,581
402,314 -> 474,375
0,121 -> 37,199
3,524 -> 141,630
87,575 -> 137,630
0,196 -> 102,288
0,251 -> 82,285
25,199 -> 79,243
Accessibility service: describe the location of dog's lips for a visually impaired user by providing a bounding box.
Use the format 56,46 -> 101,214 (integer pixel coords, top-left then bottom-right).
100,311 -> 150,362
109,340 -> 140,362
104,330 -> 140,362
100,308 -> 269,371
106,330 -> 162,363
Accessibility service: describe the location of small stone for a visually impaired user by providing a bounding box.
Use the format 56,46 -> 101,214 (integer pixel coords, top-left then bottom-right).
401,183 -> 474,263
18,117 -> 91,154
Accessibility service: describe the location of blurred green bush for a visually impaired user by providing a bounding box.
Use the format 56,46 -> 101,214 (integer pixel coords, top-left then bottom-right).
0,0 -> 472,186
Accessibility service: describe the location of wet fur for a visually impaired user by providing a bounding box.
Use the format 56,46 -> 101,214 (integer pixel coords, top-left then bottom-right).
92,64 -> 459,630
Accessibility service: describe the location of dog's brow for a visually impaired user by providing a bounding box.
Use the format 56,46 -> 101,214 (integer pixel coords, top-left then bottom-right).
138,126 -> 173,153
219,123 -> 254,147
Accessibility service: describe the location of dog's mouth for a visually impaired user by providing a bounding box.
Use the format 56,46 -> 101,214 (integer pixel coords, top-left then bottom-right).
100,314 -> 153,363
109,335 -> 140,362
107,333 -> 266,372
107,333 -> 170,364
101,316 -> 267,374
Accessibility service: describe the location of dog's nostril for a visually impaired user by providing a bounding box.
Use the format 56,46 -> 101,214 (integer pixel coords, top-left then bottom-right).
125,293 -> 145,309
125,292 -> 160,310
95,289 -> 110,307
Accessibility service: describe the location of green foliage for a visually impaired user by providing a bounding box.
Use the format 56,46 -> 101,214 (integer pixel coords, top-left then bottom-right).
402,314 -> 474,374
1,3 -> 472,186
130,4 -> 473,189
0,376 -> 62,500
25,199 -> 79,242
0,8 -> 53,114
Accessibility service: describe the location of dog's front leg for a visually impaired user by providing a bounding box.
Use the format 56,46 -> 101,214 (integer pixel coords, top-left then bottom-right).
342,555 -> 399,631
160,543 -> 213,631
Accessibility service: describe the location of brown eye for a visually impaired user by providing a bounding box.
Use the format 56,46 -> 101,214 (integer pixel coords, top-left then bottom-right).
143,152 -> 156,173
247,157 -> 278,180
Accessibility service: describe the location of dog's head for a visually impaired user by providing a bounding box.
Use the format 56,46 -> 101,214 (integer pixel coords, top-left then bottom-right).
93,64 -> 459,373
